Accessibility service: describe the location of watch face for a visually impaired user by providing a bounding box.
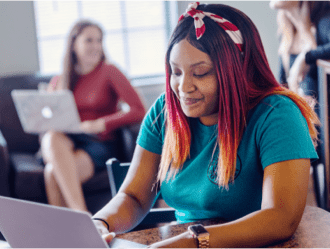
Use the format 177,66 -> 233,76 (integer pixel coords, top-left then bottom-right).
189,224 -> 209,235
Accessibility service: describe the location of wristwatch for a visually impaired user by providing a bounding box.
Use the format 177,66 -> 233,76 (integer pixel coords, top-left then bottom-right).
188,224 -> 210,248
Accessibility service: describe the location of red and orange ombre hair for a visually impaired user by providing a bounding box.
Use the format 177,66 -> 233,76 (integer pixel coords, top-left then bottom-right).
158,3 -> 319,188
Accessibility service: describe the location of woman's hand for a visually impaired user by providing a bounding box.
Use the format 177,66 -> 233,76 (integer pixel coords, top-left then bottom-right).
92,219 -> 116,244
80,118 -> 106,134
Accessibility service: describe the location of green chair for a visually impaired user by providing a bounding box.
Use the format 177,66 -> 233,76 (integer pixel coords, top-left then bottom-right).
106,158 -> 176,231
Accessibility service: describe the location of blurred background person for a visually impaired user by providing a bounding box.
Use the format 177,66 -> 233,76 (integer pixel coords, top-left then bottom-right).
40,20 -> 146,212
270,0 -> 330,108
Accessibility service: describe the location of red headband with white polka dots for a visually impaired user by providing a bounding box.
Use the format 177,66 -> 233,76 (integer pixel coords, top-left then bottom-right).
178,2 -> 243,52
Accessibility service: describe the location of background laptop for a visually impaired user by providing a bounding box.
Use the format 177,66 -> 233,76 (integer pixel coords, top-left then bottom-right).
11,89 -> 82,134
0,196 -> 146,248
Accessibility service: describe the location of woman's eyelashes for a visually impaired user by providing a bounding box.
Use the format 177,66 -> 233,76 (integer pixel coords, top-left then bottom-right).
194,71 -> 209,78
172,70 -> 181,77
171,68 -> 212,78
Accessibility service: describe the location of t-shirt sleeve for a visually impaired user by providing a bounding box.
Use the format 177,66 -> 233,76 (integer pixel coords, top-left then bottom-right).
257,98 -> 318,169
137,93 -> 166,155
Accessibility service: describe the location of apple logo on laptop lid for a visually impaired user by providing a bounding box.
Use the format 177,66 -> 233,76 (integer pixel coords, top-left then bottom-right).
41,106 -> 53,119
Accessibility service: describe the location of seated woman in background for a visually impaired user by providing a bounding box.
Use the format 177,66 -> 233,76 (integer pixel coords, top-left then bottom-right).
92,3 -> 319,248
270,1 -> 330,107
41,20 -> 146,212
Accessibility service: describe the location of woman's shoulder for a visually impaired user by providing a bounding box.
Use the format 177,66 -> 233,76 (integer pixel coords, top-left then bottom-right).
155,93 -> 166,105
138,93 -> 166,139
102,61 -> 123,73
141,93 -> 166,125
248,94 -> 301,123
101,61 -> 130,83
148,93 -> 166,115
260,94 -> 297,108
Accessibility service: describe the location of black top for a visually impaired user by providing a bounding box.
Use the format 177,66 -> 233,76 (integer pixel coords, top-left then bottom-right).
305,12 -> 330,64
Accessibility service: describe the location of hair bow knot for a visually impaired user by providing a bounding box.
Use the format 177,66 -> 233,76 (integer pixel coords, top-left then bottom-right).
179,2 -> 243,51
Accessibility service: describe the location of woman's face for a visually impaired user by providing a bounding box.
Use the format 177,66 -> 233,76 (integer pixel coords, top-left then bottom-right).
169,39 -> 219,126
73,26 -> 103,66
269,0 -> 299,10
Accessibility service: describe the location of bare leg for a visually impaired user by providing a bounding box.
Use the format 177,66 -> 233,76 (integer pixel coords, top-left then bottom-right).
44,163 -> 66,207
41,131 -> 94,212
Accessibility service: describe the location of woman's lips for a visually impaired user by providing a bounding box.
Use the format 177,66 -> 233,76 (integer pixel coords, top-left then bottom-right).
181,97 -> 203,106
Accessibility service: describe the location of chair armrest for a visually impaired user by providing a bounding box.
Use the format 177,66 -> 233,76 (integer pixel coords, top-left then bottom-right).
143,207 -> 176,225
106,158 -> 130,197
131,207 -> 176,231
116,123 -> 141,162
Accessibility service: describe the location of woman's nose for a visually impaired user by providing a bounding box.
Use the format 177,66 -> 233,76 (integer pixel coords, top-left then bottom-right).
178,75 -> 195,93
93,41 -> 102,50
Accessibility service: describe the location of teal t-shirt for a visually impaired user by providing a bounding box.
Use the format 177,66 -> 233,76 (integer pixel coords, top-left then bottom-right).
137,93 -> 318,223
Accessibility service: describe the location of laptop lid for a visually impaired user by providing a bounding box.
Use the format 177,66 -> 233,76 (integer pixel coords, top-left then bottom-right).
0,196 -> 107,248
11,89 -> 82,134
0,196 -> 146,248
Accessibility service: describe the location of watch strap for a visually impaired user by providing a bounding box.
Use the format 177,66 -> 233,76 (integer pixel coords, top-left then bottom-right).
197,235 -> 210,248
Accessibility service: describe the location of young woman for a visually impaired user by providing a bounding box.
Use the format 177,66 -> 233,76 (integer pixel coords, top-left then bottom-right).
270,1 -> 330,103
41,20 -> 146,212
92,3 -> 319,247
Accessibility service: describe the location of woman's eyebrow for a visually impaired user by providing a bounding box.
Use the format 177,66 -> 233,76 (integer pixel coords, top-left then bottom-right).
169,61 -> 212,67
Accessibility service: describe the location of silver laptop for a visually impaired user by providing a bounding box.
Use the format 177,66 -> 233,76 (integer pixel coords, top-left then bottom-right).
0,196 -> 147,248
11,89 -> 82,134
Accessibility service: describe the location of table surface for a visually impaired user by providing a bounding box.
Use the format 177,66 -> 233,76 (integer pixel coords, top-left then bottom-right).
0,205 -> 329,248
117,205 -> 330,248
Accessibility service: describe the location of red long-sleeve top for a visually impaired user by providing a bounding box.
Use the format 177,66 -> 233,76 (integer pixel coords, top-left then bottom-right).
49,61 -> 146,141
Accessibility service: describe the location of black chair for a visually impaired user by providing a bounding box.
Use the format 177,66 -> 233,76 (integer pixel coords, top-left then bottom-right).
106,158 -> 176,231
0,124 -> 142,215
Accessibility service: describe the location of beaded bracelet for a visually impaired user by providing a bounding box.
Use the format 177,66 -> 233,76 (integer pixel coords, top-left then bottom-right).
92,218 -> 110,231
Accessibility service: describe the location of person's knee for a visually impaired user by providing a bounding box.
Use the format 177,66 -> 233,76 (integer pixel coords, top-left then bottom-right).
74,150 -> 95,183
41,131 -> 73,160
41,131 -> 61,150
